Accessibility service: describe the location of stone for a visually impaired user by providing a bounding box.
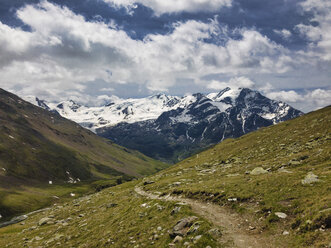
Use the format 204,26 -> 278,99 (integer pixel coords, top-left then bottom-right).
170,216 -> 198,238
275,212 -> 287,219
157,226 -> 162,231
173,236 -> 183,243
282,231 -> 289,235
228,198 -> 237,202
250,167 -> 268,175
301,172 -> 319,185
193,235 -> 202,244
38,217 -> 53,226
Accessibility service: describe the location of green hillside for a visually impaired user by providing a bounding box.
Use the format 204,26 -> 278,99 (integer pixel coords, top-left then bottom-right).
141,106 -> 331,247
0,88 -> 167,219
0,106 -> 329,247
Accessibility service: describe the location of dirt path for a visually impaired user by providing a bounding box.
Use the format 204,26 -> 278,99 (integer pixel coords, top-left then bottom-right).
135,187 -> 277,248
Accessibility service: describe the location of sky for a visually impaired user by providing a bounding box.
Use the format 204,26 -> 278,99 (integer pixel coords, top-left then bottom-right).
0,0 -> 330,112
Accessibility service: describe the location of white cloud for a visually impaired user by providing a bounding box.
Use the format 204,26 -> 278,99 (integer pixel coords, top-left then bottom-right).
266,90 -> 302,103
273,29 -> 292,40
296,0 -> 331,61
103,0 -> 232,15
207,77 -> 255,90
0,1 -> 321,106
265,88 -> 331,112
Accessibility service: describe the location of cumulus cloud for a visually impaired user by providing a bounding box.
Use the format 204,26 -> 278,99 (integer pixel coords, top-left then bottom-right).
103,0 -> 232,15
0,1 -> 301,102
296,0 -> 331,60
266,90 -> 302,103
265,87 -> 331,113
207,77 -> 255,90
273,29 -> 292,40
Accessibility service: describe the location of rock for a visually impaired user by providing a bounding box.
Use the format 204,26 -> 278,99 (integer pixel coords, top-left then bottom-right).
38,217 -> 53,226
301,172 -> 319,185
228,198 -> 237,202
193,235 -> 202,244
248,225 -> 256,230
275,212 -> 287,219
282,231 -> 289,235
153,234 -> 159,240
173,236 -> 183,243
143,181 -> 155,185
171,206 -> 181,215
35,236 -> 43,241
141,203 -> 150,208
157,226 -> 162,231
170,216 -> 198,238
184,242 -> 190,246
250,167 -> 268,175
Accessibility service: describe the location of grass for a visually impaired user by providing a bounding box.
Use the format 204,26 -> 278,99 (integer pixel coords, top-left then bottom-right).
140,106 -> 331,247
0,89 -> 329,247
0,88 -> 167,219
0,181 -> 221,248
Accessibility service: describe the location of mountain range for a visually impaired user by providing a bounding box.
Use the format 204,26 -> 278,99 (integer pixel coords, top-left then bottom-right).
30,87 -> 303,162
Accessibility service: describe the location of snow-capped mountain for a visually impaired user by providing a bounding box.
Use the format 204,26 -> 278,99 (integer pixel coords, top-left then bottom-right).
28,88 -> 303,162
29,94 -> 197,132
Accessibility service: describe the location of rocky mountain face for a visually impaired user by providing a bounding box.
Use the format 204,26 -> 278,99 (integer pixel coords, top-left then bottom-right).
30,88 -> 303,163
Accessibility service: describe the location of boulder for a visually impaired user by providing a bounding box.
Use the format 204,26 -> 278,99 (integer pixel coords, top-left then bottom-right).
170,216 -> 198,238
38,217 -> 53,226
250,167 -> 268,175
301,172 -> 319,185
275,212 -> 287,219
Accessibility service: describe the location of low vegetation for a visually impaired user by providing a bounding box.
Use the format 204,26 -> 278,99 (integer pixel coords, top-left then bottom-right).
0,91 -> 329,247
0,181 -> 220,248
142,106 -> 331,247
0,88 -> 167,219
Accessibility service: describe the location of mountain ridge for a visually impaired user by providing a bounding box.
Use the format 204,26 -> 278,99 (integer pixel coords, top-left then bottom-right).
0,88 -> 166,219
27,87 -> 303,162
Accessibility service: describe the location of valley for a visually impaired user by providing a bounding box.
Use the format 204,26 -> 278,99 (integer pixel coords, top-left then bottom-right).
0,90 -> 329,247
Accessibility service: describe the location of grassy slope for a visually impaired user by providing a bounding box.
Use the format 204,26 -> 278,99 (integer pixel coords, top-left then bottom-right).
0,88 -> 167,219
0,107 -> 329,247
0,181 -> 220,248
141,106 -> 331,247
